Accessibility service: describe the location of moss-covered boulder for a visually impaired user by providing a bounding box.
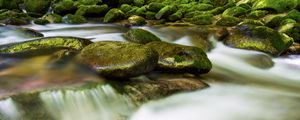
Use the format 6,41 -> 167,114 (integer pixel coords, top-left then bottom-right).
224,25 -> 294,55
24,0 -> 52,14
0,0 -> 23,10
168,11 -> 183,21
252,0 -> 298,13
123,28 -> 161,44
287,9 -> 300,22
128,15 -> 146,26
62,14 -> 87,24
75,4 -> 109,17
15,27 -> 44,38
247,10 -> 269,19
146,41 -> 212,74
33,19 -> 50,25
75,0 -> 103,5
120,4 -> 132,13
222,6 -> 248,17
0,36 -> 92,54
147,2 -> 165,12
187,3 -> 214,12
133,0 -> 144,7
155,5 -> 177,19
53,0 -> 77,15
216,16 -> 241,26
103,8 -> 125,23
191,14 -> 214,25
42,13 -> 62,23
76,41 -> 159,78
0,10 -> 30,25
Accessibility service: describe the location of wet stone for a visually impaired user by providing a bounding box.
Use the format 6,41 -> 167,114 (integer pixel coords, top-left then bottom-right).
128,15 -> 147,26
76,41 -> 159,78
104,8 -> 125,23
62,14 -> 87,24
146,41 -> 212,74
123,28 -> 161,44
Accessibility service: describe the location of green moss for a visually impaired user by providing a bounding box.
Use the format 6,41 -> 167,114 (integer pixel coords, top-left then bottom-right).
133,0 -> 144,7
42,13 -> 62,23
119,0 -> 133,4
128,15 -> 146,26
75,4 -> 109,17
62,14 -> 87,24
145,11 -> 156,20
33,19 -> 50,25
0,0 -> 23,10
174,55 -> 185,62
123,28 -> 161,44
120,4 -> 132,13
147,2 -> 165,12
53,0 -> 77,15
24,0 -> 52,14
222,6 -> 248,17
191,14 -> 213,25
252,0 -> 298,12
75,0 -> 102,5
155,5 -> 177,19
287,9 -> 300,22
168,11 -> 183,22
248,10 -> 269,19
103,8 -> 125,23
216,16 -> 241,26
135,6 -> 147,16
187,3 -> 214,12
0,37 -> 92,54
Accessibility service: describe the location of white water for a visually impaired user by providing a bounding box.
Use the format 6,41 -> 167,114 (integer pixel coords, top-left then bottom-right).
0,24 -> 300,120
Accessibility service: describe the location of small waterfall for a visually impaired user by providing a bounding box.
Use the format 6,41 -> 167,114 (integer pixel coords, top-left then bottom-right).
0,98 -> 22,120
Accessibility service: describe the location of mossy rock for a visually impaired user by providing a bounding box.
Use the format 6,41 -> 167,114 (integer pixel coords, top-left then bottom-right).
119,0 -> 133,4
168,11 -> 183,22
187,3 -> 214,12
222,6 -> 248,17
75,4 -> 109,17
147,2 -> 165,12
123,28 -> 161,44
287,9 -> 300,22
280,22 -> 300,42
128,15 -> 146,26
33,19 -> 50,25
133,0 -> 144,7
103,8 -> 125,23
62,14 -> 87,24
0,18 -> 29,25
252,0 -> 298,13
224,25 -> 294,56
120,4 -> 132,13
247,10 -> 269,19
42,13 -> 62,23
146,41 -> 212,74
75,0 -> 102,5
191,14 -> 214,25
0,36 -> 92,54
216,16 -> 241,26
53,0 -> 77,15
24,0 -> 52,14
76,41 -> 159,78
0,0 -> 23,10
15,27 -> 44,38
155,5 -> 177,20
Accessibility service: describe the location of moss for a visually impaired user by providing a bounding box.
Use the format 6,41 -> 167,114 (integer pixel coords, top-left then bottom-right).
191,14 -> 213,25
42,13 -> 62,23
133,0 -> 144,7
53,0 -> 77,15
123,28 -> 161,44
103,8 -> 125,23
146,41 -> 212,74
135,6 -> 147,16
216,16 -> 241,26
168,11 -> 183,22
76,41 -> 158,78
0,0 -> 23,10
155,5 -> 177,19
75,4 -> 109,17
241,19 -> 265,26
222,6 -> 248,17
119,0 -> 133,4
147,2 -> 165,12
0,37 -> 92,54
287,9 -> 300,22
252,0 -> 298,13
16,28 -> 44,38
248,10 -> 269,19
145,11 -> 156,20
62,14 -> 87,24
0,17 -> 29,25
120,4 -> 132,13
33,19 -> 50,25
75,0 -> 102,5
264,15 -> 286,28
128,15 -> 146,26
24,0 -> 52,14
187,3 -> 214,12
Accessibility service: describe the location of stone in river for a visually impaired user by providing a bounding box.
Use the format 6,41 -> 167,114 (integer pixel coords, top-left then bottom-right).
76,41 -> 158,78
123,28 -> 161,44
146,41 -> 212,74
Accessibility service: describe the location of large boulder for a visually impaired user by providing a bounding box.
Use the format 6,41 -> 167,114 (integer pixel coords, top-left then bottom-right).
123,28 -> 161,44
24,0 -> 52,14
252,0 -> 298,13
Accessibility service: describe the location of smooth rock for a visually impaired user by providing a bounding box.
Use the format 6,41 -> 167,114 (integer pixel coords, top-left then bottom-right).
123,28 -> 161,44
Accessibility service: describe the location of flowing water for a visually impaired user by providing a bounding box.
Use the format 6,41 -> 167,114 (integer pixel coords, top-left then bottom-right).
0,23 -> 300,120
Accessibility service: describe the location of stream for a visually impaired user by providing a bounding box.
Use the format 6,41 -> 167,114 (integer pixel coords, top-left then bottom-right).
0,23 -> 300,120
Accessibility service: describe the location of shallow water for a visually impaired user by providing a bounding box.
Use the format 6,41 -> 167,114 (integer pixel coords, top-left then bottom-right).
0,24 -> 300,120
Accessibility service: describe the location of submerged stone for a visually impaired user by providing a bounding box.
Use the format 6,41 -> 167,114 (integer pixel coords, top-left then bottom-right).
76,41 -> 158,78
0,36 -> 92,54
146,41 -> 212,74
224,25 -> 294,56
62,14 -> 87,24
123,28 -> 161,44
24,0 -> 52,14
103,8 -> 125,23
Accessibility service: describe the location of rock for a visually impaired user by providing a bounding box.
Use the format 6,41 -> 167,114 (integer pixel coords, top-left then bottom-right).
168,11 -> 183,22
284,42 -> 300,55
191,14 -> 214,25
76,41 -> 159,78
0,0 -> 22,10
146,41 -> 212,74
75,4 -> 109,17
128,15 -> 146,26
110,74 -> 208,104
252,0 -> 298,13
187,3 -> 214,12
216,16 -> 241,26
147,2 -> 165,12
123,28 -> 161,44
103,8 -> 125,23
0,18 -> 29,25
222,6 -> 247,17
133,0 -> 144,7
0,36 -> 92,54
42,13 -> 62,23
287,9 -> 300,22
75,0 -> 103,5
24,0 -> 52,14
135,6 -> 147,16
120,4 -> 132,13
145,11 -> 156,20
53,0 -> 77,15
0,26 -> 43,39
247,10 -> 269,19
155,5 -> 177,20
224,25 -> 294,56
0,10 -> 30,25
33,19 -> 50,25
119,0 -> 133,4
62,14 -> 87,24
263,14 -> 287,28
279,21 -> 300,42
